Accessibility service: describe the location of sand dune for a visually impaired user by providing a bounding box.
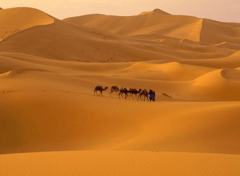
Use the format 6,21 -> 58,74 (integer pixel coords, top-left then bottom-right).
64,10 -> 204,42
1,7 -> 240,176
1,70 -> 240,154
0,7 -> 54,41
120,62 -> 212,81
201,19 -> 240,45
1,60 -> 240,154
192,69 -> 240,101
0,21 -> 232,62
64,10 -> 240,48
214,41 -> 240,50
180,50 -> 240,69
139,8 -> 171,16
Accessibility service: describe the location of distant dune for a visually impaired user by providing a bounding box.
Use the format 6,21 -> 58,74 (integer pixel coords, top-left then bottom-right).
64,9 -> 240,47
64,9 -> 203,42
0,8 -> 234,62
139,8 -> 171,16
1,7 -> 240,176
200,19 -> 240,45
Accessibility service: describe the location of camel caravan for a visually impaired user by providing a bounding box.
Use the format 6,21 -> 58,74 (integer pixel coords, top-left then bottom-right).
94,85 -> 156,101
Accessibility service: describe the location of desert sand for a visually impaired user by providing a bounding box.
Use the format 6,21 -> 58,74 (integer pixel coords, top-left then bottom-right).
0,7 -> 240,176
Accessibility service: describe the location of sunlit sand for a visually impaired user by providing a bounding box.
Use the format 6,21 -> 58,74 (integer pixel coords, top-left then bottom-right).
0,7 -> 240,176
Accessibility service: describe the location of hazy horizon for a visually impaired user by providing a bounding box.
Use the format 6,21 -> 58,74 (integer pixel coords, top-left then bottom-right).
1,0 -> 240,22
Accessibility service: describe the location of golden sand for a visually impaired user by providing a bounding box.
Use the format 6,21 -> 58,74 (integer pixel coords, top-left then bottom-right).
1,7 -> 240,176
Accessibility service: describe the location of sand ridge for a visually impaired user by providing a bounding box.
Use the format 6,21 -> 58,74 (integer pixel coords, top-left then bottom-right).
63,11 -> 204,41
0,7 -> 54,41
139,8 -> 171,16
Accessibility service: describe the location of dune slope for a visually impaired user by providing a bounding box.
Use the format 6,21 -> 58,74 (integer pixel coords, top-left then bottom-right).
64,9 -> 240,49
0,7 -> 54,41
64,10 -> 203,42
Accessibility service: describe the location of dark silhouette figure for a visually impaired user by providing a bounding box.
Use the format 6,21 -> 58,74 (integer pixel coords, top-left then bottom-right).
138,89 -> 149,101
128,88 -> 142,100
110,86 -> 120,97
149,89 -> 156,102
94,86 -> 108,96
119,87 -> 129,99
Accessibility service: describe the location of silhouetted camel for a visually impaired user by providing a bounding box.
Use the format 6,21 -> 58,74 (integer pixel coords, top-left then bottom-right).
110,86 -> 120,97
138,89 -> 149,101
128,88 -> 142,100
94,86 -> 108,96
119,87 -> 129,99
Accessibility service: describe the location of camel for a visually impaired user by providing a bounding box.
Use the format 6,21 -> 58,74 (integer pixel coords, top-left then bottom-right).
138,89 -> 149,101
128,88 -> 141,100
110,86 -> 120,97
119,87 -> 129,99
94,86 -> 108,96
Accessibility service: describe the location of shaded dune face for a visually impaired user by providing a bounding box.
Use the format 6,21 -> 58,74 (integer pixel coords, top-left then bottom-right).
63,10 -> 240,48
63,11 -> 203,42
1,7 -> 240,176
200,19 -> 240,45
192,69 -> 240,101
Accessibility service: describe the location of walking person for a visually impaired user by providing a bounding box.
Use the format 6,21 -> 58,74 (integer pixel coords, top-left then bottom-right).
149,89 -> 155,102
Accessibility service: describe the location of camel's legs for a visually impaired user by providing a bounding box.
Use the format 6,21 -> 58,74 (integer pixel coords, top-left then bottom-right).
128,93 -> 131,100
115,91 -> 119,98
131,93 -> 135,100
94,90 -> 98,96
134,94 -> 138,100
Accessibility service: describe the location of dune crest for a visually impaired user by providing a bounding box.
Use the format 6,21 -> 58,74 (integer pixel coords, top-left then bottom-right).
64,11 -> 203,42
200,19 -> 240,45
121,62 -> 212,81
192,69 -> 240,100
139,8 -> 171,16
221,68 -> 240,80
64,10 -> 240,47
0,7 -> 54,41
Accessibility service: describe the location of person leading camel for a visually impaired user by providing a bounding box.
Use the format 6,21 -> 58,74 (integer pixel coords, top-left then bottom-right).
149,89 -> 155,102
